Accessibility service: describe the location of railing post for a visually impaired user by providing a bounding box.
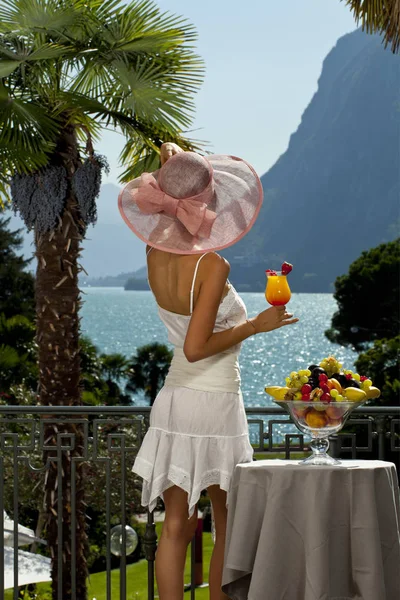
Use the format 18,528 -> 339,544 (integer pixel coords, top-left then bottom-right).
194,516 -> 203,586
328,434 -> 341,458
188,514 -> 203,598
376,416 -> 386,460
143,510 -> 157,600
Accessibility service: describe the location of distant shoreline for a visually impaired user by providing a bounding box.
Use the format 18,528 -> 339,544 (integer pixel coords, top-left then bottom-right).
80,285 -> 333,294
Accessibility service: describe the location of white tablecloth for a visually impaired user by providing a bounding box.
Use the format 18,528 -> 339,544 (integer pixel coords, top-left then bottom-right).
222,460 -> 400,600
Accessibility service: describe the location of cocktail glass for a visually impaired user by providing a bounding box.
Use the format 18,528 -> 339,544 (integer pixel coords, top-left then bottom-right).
265,271 -> 291,306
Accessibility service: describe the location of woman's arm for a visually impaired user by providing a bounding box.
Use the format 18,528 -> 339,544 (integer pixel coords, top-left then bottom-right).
160,142 -> 184,165
183,254 -> 298,362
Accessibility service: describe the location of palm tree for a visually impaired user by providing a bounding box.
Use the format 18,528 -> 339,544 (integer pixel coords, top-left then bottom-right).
0,1 -> 203,597
100,352 -> 129,383
126,342 -> 173,405
341,0 -> 400,53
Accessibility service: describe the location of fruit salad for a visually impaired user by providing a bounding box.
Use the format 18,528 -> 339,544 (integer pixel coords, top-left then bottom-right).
265,356 -> 380,432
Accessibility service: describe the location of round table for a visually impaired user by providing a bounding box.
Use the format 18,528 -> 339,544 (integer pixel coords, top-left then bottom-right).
222,459 -> 400,600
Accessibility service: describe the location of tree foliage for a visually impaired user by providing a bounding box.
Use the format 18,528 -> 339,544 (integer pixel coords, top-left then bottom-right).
355,336 -> 400,405
0,215 -> 34,319
126,342 -> 173,405
0,0 -> 205,202
326,239 -> 400,350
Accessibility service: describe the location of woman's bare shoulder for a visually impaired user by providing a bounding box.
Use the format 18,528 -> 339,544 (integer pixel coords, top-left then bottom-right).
200,252 -> 230,278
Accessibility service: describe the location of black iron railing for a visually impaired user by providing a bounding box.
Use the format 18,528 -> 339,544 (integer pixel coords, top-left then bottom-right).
0,405 -> 399,600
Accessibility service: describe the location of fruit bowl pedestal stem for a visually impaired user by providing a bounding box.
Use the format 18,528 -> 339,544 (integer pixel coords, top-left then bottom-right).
301,436 -> 341,466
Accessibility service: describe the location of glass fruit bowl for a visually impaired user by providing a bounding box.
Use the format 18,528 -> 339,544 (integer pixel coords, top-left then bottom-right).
277,400 -> 366,465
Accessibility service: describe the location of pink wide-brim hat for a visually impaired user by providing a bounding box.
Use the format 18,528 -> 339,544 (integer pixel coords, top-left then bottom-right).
118,152 -> 263,255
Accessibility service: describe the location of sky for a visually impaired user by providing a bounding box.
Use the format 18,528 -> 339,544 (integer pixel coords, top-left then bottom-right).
97,0 -> 357,185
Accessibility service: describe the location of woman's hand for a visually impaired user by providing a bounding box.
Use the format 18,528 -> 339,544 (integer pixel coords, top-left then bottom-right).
250,306 -> 299,333
160,142 -> 184,165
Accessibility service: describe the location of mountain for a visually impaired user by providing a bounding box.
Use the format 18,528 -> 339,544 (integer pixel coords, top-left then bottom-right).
5,183 -> 146,279
81,266 -> 148,287
223,29 -> 400,292
4,29 -> 399,291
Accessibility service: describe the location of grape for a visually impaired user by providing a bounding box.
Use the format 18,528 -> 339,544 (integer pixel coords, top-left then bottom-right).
346,378 -> 360,389
337,374 -> 348,387
312,367 -> 327,378
330,389 -> 339,398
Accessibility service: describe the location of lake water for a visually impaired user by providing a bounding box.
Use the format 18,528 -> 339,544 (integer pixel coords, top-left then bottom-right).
80,288 -> 357,412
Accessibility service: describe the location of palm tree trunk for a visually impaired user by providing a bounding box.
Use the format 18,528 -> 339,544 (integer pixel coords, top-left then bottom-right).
35,124 -> 88,600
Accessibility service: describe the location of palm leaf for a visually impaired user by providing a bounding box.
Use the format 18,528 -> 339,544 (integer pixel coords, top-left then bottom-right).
0,88 -> 59,156
0,59 -> 21,77
69,0 -> 204,107
0,345 -> 20,369
0,37 -> 69,61
1,0 -> 205,191
119,132 -> 205,181
0,0 -> 81,33
342,0 -> 400,53
109,58 -> 195,130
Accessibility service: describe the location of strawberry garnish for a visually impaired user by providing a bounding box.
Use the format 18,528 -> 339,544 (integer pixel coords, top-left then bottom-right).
281,262 -> 293,275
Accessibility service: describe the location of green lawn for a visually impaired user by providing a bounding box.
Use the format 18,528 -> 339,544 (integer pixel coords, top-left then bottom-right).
6,523 -> 214,600
86,524 -> 214,600
253,451 -> 308,460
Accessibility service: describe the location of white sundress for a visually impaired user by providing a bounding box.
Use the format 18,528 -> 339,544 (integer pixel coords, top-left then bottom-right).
132,252 -> 254,518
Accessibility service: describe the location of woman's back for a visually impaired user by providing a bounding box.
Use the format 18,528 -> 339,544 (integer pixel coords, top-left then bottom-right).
147,248 -> 230,316
147,248 -> 247,351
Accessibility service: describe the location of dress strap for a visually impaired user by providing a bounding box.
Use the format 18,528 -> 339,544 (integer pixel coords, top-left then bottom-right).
190,253 -> 212,314
146,247 -> 153,292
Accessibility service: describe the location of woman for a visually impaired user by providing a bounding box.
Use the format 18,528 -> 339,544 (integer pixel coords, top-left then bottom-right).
118,143 -> 298,600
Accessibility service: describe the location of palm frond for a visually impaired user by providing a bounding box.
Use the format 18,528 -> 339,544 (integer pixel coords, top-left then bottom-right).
343,0 -> 400,53
0,0 -> 206,186
109,58 -> 195,130
0,0 -> 81,34
119,132 -> 205,181
69,0 -> 204,108
0,60 -> 21,77
0,85 -> 59,156
0,37 -> 70,61
0,345 -> 20,369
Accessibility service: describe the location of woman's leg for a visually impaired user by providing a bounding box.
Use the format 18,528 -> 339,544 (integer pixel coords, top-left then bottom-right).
207,485 -> 230,600
155,485 -> 198,600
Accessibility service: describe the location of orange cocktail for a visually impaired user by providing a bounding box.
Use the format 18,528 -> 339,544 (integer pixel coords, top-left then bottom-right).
265,272 -> 291,306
